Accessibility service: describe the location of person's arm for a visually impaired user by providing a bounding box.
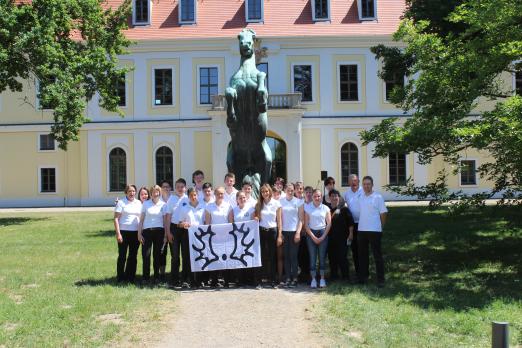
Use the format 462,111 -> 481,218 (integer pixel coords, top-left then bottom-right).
137,213 -> 145,244
320,210 -> 332,243
204,211 -> 211,225
276,207 -> 283,247
114,212 -> 123,243
164,213 -> 173,243
380,213 -> 387,230
294,217 -> 303,243
303,211 -> 319,244
228,209 -> 234,223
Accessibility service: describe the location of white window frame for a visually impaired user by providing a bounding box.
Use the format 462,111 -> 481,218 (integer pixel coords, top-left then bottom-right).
151,65 -> 176,108
459,158 -> 479,187
339,140 -> 363,188
312,0 -> 331,21
291,62 -> 316,104
132,0 -> 151,26
106,145 -> 129,193
337,61 -> 362,104
153,144 -> 175,186
37,133 -> 57,152
38,166 -> 58,195
35,79 -> 54,111
245,0 -> 264,23
383,73 -> 407,103
387,152 -> 410,186
197,65 -> 220,106
357,0 -> 377,21
179,0 -> 197,24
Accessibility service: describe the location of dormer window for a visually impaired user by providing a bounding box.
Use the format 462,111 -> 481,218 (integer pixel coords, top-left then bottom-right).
358,0 -> 377,20
179,0 -> 196,24
312,0 -> 330,21
246,0 -> 263,23
133,0 -> 151,26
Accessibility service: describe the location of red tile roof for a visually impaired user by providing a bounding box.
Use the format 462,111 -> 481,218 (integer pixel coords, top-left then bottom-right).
111,0 -> 406,40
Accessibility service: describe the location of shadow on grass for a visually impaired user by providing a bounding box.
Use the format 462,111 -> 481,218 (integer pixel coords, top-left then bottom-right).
86,230 -> 116,238
0,217 -> 48,227
327,206 -> 522,312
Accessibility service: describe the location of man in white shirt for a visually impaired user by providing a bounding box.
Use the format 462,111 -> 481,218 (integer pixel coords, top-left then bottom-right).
192,170 -> 205,202
357,175 -> 388,287
343,174 -> 363,276
223,172 -> 238,208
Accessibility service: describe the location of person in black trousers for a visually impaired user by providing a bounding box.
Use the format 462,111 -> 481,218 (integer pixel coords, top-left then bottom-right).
297,185 -> 313,283
327,189 -> 354,281
343,174 -> 363,276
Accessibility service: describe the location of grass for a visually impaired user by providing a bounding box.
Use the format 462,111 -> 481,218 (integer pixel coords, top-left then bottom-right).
320,206 -> 522,347
0,212 -> 175,348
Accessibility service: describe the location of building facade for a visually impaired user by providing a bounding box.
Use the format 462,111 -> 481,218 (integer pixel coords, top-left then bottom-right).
0,0 -> 505,207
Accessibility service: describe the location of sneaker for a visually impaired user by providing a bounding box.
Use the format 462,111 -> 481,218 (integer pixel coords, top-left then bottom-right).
310,278 -> 317,288
319,278 -> 326,288
289,280 -> 297,288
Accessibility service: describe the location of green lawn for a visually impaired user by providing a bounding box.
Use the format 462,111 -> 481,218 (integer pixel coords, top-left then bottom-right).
320,206 -> 522,347
0,212 -> 175,348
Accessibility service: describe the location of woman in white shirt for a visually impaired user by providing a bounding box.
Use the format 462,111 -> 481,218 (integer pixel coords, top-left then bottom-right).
228,191 -> 257,286
205,187 -> 232,287
304,189 -> 332,288
254,184 -> 282,287
114,185 -> 142,283
280,183 -> 303,287
137,185 -> 165,282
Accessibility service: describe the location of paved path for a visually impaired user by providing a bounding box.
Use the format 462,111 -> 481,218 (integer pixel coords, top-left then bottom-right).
150,287 -> 328,348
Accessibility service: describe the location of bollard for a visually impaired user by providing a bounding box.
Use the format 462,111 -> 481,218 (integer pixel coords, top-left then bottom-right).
492,321 -> 509,348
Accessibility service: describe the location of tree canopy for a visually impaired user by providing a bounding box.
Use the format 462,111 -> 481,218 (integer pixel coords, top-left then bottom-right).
0,0 -> 132,149
363,0 -> 522,207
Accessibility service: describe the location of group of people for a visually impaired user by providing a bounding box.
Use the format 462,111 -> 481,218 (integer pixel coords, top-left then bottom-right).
113,171 -> 388,289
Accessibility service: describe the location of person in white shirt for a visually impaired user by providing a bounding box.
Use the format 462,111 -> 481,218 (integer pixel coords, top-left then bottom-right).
271,185 -> 284,282
114,185 -> 142,283
192,170 -> 205,202
205,187 -> 232,287
158,180 -> 172,281
164,178 -> 189,287
242,181 -> 257,209
137,186 -> 150,203
304,189 -> 332,288
343,174 -> 363,276
137,185 -> 165,282
223,172 -> 239,208
274,177 -> 286,200
280,183 -> 303,287
254,184 -> 282,287
357,176 -> 388,287
228,190 -> 257,286
297,185 -> 313,283
201,182 -> 215,209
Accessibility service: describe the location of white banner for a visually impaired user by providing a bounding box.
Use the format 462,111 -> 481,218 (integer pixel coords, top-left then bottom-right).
188,220 -> 262,272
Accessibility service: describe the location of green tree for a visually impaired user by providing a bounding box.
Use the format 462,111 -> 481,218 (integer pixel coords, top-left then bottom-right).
0,0 -> 132,149
363,0 -> 522,208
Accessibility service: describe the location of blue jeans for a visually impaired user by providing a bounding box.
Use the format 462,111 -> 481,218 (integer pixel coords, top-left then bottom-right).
306,229 -> 328,278
283,231 -> 299,280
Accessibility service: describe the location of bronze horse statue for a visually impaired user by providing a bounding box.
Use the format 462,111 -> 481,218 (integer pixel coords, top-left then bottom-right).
225,28 -> 272,198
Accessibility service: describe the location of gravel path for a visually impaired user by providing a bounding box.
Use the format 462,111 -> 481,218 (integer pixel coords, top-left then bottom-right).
152,287 -> 328,348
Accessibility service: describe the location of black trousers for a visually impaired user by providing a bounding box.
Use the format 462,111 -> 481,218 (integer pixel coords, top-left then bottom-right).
328,235 -> 350,280
169,225 -> 191,283
357,231 -> 385,283
258,227 -> 277,283
298,233 -> 310,281
142,227 -> 164,280
117,230 -> 140,282
351,224 -> 360,275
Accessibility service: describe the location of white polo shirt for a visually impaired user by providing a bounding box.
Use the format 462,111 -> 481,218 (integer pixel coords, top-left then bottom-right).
165,194 -> 188,224
280,196 -> 303,231
224,187 -> 239,208
245,196 -> 257,209
259,198 -> 281,229
179,202 -> 206,227
201,197 -> 216,210
232,205 -> 255,223
206,201 -> 231,225
115,198 -> 142,231
141,199 -> 165,229
344,187 -> 363,223
304,203 -> 329,230
358,191 -> 388,232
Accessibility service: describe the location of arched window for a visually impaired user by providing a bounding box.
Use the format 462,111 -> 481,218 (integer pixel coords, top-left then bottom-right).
109,147 -> 127,192
266,136 -> 287,183
155,146 -> 173,185
341,142 -> 359,186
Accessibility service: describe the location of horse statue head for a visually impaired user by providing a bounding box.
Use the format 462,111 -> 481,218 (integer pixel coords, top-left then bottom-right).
237,28 -> 256,59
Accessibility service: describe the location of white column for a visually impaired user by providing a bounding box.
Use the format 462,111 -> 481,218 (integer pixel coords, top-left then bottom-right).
366,142 -> 382,189
87,131 -> 102,199
179,54 -> 192,118
320,126 -> 335,179
180,128 -> 195,182
134,130 -> 148,187
413,153 -> 428,186
133,55 -> 147,119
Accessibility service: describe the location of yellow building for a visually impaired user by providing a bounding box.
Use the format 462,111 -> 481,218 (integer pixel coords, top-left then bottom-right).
0,0 -> 503,207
